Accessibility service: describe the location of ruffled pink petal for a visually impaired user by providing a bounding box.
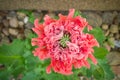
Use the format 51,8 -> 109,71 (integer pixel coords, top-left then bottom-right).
34,19 -> 39,28
46,65 -> 51,74
88,54 -> 97,65
67,9 -> 75,19
73,60 -> 82,68
83,60 -> 90,68
59,14 -> 67,20
44,15 -> 51,21
87,25 -> 93,31
66,41 -> 79,53
33,48 -> 49,60
51,32 -> 63,42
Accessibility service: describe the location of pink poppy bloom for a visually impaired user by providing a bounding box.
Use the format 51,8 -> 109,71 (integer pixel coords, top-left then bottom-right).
32,9 -> 99,75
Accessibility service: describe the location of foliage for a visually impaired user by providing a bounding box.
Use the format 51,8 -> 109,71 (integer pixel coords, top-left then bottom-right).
0,10 -> 114,80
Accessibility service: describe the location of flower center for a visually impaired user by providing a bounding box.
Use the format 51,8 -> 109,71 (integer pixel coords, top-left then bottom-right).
60,32 -> 70,48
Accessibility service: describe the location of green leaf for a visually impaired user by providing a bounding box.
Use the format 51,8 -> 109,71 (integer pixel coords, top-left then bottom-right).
0,39 -> 25,65
74,10 -> 87,18
94,47 -> 108,59
0,69 -> 10,80
93,66 -> 104,80
83,27 -> 88,33
22,71 -> 38,80
98,59 -> 114,80
18,10 -> 32,15
29,13 -> 35,24
43,72 -> 79,80
0,39 -> 25,78
74,11 -> 81,17
0,55 -> 23,66
89,27 -> 106,45
0,39 -> 25,55
86,63 -> 95,78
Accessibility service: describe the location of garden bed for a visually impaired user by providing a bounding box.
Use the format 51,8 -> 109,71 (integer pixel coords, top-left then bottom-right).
0,10 -> 120,80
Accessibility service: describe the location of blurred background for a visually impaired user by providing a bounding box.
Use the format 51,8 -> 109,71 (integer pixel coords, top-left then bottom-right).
0,0 -> 120,80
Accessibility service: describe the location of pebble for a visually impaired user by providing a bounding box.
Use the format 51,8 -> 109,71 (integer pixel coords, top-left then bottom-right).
18,21 -> 24,28
24,16 -> 29,24
0,37 -> 10,44
25,22 -> 34,29
112,11 -> 118,18
9,28 -> 19,36
9,18 -> 19,28
114,40 -> 120,48
32,12 -> 42,19
2,19 -> 9,27
112,66 -> 120,80
107,51 -> 120,65
110,24 -> 119,33
101,24 -> 109,30
114,13 -> 120,25
105,30 -> 110,36
2,28 -> 9,36
17,34 -> 24,39
109,33 -> 114,37
8,35 -> 16,42
84,12 -> 102,27
1,33 -> 5,38
17,12 -> 26,20
102,12 -> 114,24
115,34 -> 120,40
7,11 -> 17,19
24,29 -> 32,38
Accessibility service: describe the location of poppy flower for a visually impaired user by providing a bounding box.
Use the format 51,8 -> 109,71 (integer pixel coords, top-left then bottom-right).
32,9 -> 99,75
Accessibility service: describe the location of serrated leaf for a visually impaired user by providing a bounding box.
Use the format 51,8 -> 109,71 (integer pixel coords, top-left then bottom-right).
44,72 -> 79,80
0,39 -> 25,78
98,59 -> 114,80
22,71 -> 37,80
93,66 -> 104,80
94,47 -> 108,59
0,55 -> 23,65
0,39 -> 25,65
74,10 -> 87,18
0,69 -> 10,80
86,63 -> 95,78
89,27 -> 106,45
74,11 -> 80,17
0,39 -> 25,55
29,13 -> 35,24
